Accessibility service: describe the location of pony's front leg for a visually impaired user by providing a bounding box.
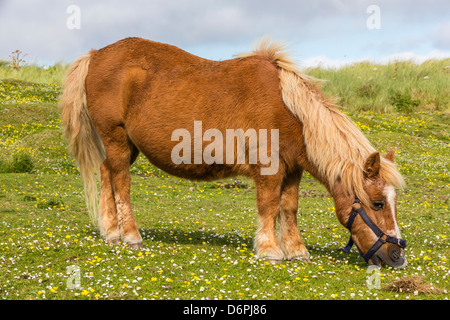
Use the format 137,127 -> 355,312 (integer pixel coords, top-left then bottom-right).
278,171 -> 310,262
254,175 -> 284,264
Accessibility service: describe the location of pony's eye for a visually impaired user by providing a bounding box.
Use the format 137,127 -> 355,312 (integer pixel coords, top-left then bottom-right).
371,201 -> 385,211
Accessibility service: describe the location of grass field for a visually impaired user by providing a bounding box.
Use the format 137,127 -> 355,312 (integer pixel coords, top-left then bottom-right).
0,60 -> 448,300
308,59 -> 450,113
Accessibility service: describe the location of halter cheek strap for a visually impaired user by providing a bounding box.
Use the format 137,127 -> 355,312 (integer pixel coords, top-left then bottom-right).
343,197 -> 406,263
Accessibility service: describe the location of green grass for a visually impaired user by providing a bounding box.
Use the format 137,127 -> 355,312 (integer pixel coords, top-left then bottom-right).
0,79 -> 61,105
0,151 -> 34,173
0,61 -> 449,300
0,62 -> 68,85
308,58 -> 450,113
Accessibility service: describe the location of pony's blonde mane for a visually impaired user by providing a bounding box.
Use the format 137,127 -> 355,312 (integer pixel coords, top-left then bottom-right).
239,38 -> 405,204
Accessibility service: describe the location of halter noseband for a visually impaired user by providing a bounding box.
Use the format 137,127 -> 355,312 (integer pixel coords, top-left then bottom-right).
343,196 -> 406,263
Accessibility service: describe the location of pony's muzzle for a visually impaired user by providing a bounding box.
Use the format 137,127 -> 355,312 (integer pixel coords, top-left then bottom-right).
388,246 -> 407,268
372,245 -> 407,269
389,247 -> 401,262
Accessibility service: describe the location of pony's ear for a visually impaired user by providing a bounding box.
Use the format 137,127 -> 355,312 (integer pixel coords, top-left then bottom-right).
364,152 -> 380,178
384,149 -> 395,162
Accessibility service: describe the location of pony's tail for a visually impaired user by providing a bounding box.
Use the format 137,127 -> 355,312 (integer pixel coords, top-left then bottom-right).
59,51 -> 105,226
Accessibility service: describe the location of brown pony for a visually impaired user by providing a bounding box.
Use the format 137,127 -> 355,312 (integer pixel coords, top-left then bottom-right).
59,37 -> 407,268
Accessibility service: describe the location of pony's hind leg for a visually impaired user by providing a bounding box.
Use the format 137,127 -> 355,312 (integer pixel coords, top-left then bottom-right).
101,128 -> 142,249
99,163 -> 120,244
278,170 -> 310,261
254,175 -> 284,264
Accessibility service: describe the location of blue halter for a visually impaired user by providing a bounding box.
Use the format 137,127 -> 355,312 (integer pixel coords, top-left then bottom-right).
343,196 -> 406,263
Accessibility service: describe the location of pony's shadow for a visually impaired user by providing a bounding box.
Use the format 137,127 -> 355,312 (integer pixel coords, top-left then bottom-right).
139,227 -> 253,248
138,227 -> 363,264
306,245 -> 364,265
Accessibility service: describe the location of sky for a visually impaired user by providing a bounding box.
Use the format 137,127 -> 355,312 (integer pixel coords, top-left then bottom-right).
0,0 -> 449,68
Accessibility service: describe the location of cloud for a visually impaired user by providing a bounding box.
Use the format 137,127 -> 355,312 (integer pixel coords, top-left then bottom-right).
0,0 -> 448,65
431,22 -> 450,49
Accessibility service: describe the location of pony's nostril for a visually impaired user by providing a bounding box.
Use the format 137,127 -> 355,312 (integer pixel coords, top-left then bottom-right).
389,249 -> 400,262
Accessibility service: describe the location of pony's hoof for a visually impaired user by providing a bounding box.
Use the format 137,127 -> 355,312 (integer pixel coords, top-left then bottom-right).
266,258 -> 283,265
290,253 -> 311,263
107,238 -> 120,246
259,255 -> 284,265
126,242 -> 143,250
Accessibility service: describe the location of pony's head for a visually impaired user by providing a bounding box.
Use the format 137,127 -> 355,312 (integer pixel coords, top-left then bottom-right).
334,150 -> 407,268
